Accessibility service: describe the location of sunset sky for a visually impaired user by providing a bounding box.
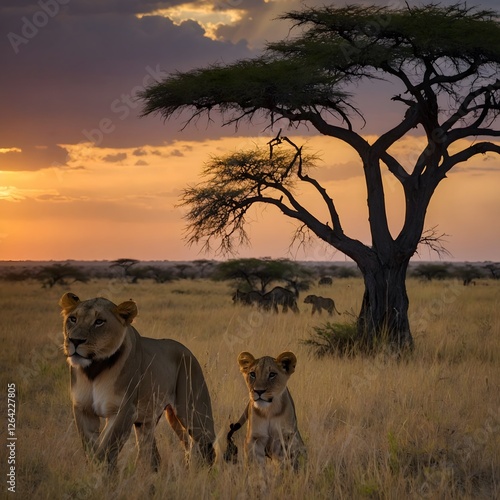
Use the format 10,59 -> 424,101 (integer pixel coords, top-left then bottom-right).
1,0 -> 499,262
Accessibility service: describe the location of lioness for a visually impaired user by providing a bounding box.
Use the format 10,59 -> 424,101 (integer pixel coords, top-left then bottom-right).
225,351 -> 306,469
60,292 -> 215,473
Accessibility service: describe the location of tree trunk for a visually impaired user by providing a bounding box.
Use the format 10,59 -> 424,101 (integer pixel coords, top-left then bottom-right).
356,258 -> 414,350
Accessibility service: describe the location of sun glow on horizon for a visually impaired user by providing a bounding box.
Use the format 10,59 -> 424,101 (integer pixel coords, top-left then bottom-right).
0,135 -> 499,261
0,186 -> 19,201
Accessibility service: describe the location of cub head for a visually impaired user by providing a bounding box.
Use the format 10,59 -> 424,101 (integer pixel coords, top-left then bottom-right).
59,293 -> 137,369
303,295 -> 315,304
237,351 -> 297,410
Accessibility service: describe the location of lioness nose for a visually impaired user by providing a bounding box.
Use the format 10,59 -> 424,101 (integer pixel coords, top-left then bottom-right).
70,338 -> 86,348
254,389 -> 266,396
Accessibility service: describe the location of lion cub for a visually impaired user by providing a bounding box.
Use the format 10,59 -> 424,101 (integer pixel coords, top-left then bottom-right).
226,351 -> 306,469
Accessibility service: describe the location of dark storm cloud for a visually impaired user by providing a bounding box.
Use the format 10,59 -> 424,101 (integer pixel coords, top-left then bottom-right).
1,0 -> 191,17
0,0 -> 252,171
1,0 -> 498,172
0,145 -> 69,172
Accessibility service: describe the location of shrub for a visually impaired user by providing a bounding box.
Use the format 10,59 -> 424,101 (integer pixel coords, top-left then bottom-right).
411,263 -> 453,281
301,321 -> 359,358
36,264 -> 90,288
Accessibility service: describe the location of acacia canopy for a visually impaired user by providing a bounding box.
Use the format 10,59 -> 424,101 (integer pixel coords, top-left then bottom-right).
143,3 -> 500,134
142,3 -> 500,349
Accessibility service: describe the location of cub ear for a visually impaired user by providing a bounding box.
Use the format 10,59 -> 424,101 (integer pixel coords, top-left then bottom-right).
59,293 -> 80,314
238,352 -> 256,373
116,300 -> 138,324
276,351 -> 297,374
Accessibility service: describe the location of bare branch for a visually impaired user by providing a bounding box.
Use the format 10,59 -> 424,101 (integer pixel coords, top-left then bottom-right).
441,79 -> 500,133
268,133 -> 346,235
380,152 -> 410,183
440,141 -> 500,177
416,226 -> 452,259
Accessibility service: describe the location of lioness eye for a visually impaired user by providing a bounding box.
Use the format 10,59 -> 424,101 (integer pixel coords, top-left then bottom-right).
269,372 -> 277,380
249,372 -> 256,380
94,319 -> 105,327
68,316 -> 77,324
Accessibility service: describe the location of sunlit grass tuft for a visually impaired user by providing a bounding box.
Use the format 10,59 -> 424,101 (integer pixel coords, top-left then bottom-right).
300,320 -> 359,357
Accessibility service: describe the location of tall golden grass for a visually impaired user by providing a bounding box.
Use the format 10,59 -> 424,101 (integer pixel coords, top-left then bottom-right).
1,277 -> 499,499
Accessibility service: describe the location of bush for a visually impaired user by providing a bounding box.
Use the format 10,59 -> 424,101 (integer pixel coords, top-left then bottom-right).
3,269 -> 32,282
301,321 -> 359,358
36,264 -> 90,288
411,263 -> 453,281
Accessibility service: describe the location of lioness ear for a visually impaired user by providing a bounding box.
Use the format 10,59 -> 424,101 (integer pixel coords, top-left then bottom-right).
59,292 -> 80,314
238,352 -> 256,372
116,300 -> 138,324
276,352 -> 297,374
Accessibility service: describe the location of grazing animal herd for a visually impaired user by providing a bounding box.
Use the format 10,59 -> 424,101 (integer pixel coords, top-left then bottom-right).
59,279 -> 339,477
233,286 -> 300,313
233,284 -> 341,316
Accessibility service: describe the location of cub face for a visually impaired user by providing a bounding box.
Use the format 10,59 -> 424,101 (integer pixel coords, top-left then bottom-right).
238,351 -> 297,410
59,292 -> 138,368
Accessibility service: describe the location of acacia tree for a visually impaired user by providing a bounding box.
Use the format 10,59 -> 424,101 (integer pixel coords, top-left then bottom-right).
142,4 -> 500,349
36,264 -> 89,288
215,258 -> 310,293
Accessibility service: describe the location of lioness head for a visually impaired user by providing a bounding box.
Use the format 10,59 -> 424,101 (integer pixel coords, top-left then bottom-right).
237,351 -> 297,410
59,292 -> 137,369
303,295 -> 315,304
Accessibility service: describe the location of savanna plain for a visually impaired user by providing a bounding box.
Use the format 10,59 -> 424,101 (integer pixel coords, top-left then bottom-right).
1,276 -> 499,499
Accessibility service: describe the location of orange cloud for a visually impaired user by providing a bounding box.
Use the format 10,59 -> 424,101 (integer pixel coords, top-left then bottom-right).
0,136 -> 499,261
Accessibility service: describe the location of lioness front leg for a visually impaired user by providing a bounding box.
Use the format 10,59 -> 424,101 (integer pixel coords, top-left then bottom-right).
73,405 -> 100,459
95,406 -> 136,473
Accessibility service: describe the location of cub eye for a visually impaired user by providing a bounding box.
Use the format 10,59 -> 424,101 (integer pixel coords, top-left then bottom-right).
269,372 -> 277,380
249,372 -> 256,380
68,316 -> 77,324
94,319 -> 105,327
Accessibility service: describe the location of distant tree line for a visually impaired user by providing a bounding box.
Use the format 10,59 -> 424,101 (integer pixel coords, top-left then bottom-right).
410,262 -> 500,285
0,258 -> 497,288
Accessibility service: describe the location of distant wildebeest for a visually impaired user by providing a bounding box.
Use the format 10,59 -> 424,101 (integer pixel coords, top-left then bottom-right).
318,276 -> 333,286
261,286 -> 299,313
303,295 -> 340,315
232,289 -> 263,306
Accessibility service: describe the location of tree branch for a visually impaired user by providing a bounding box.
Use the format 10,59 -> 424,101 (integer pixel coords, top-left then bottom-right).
380,152 -> 409,183
268,134 -> 345,235
416,225 -> 452,259
440,141 -> 500,177
441,79 -> 500,132
372,97 -> 420,158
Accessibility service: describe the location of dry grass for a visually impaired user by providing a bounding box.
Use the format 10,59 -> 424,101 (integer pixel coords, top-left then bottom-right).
1,277 -> 499,499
